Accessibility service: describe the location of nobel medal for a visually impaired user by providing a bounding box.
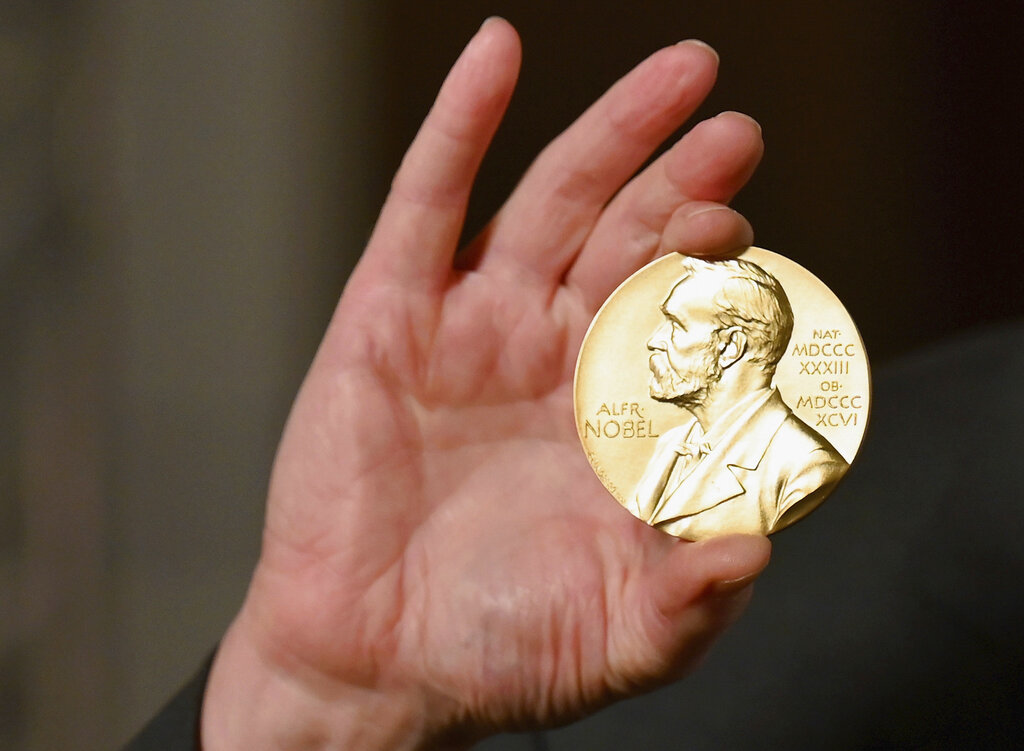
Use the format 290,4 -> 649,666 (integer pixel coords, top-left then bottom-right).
573,247 -> 870,541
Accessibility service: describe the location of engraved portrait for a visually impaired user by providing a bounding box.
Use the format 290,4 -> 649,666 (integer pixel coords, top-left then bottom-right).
631,256 -> 848,538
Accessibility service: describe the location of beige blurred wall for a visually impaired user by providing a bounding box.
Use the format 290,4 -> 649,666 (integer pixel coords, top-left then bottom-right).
2,2 -> 380,748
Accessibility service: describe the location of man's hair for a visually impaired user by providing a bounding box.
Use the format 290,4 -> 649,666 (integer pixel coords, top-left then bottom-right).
676,256 -> 794,372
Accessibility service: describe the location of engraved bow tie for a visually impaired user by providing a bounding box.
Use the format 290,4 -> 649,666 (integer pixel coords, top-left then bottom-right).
675,440 -> 712,460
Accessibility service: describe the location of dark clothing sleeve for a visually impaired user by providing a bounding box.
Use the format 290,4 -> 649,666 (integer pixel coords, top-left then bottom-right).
121,654 -> 214,751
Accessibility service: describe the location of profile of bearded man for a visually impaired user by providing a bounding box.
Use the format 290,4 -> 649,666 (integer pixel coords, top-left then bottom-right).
632,256 -> 847,539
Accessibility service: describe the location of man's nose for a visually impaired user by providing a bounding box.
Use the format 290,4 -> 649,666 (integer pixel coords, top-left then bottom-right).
647,321 -> 669,350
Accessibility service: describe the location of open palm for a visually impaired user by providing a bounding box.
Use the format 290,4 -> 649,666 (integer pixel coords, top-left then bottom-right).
205,19 -> 771,750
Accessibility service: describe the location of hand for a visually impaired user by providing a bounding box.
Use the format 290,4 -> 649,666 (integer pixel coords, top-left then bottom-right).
203,18 -> 769,750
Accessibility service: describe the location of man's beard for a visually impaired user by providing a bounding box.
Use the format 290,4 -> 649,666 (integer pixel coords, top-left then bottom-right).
648,340 -> 723,409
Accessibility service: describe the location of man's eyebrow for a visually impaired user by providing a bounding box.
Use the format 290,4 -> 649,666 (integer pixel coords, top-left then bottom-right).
660,303 -> 685,328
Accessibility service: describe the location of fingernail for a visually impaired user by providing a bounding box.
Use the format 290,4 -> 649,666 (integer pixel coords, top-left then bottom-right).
684,204 -> 735,220
711,570 -> 761,596
678,39 -> 719,64
480,16 -> 502,30
715,110 -> 763,134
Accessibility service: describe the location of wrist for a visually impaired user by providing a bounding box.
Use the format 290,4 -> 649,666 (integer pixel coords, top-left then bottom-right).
200,611 -> 467,751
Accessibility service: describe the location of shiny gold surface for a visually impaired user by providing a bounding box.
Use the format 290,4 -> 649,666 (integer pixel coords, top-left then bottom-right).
574,248 -> 870,540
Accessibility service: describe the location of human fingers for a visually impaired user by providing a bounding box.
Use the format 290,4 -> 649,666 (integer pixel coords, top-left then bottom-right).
468,40 -> 719,286
650,534 -> 771,622
661,201 -> 754,256
567,111 -> 763,309
626,535 -> 771,682
353,18 -> 521,292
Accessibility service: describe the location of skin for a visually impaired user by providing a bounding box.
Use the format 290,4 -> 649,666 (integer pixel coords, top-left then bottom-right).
202,18 -> 771,751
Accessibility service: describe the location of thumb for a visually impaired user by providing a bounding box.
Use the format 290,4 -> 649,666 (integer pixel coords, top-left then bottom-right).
617,534 -> 771,688
653,534 -> 772,620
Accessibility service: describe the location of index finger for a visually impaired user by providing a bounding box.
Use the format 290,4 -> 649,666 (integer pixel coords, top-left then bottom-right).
354,18 -> 521,291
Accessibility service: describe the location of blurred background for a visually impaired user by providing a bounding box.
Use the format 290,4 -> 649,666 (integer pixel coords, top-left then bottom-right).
1,1 -> 1021,748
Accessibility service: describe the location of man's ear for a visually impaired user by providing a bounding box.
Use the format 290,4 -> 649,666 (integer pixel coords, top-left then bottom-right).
717,327 -> 747,370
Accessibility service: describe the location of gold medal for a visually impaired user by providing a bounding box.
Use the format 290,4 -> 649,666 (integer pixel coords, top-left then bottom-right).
574,248 -> 870,540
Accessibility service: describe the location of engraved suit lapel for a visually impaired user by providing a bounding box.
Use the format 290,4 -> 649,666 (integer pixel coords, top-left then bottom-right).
653,391 -> 790,522
722,390 -> 790,471
653,451 -> 745,521
633,420 -> 698,520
